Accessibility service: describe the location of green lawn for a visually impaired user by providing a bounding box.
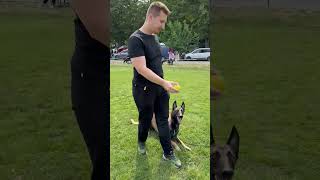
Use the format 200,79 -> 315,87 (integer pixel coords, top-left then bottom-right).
110,64 -> 210,179
0,8 -> 94,179
212,8 -> 320,179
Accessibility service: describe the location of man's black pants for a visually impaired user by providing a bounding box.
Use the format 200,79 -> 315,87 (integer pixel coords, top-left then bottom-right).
133,82 -> 173,155
71,18 -> 109,180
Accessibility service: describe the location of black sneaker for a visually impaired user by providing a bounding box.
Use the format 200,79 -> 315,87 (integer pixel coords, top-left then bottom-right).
138,142 -> 146,155
162,153 -> 182,168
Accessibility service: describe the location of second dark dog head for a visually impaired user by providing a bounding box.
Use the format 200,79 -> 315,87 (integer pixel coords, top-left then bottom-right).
211,126 -> 239,180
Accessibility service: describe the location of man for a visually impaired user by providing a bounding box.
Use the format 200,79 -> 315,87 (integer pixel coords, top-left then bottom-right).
128,1 -> 182,168
70,0 -> 109,179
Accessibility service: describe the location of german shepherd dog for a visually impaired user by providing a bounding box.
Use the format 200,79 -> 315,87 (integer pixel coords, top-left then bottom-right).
131,101 -> 191,151
211,125 -> 239,180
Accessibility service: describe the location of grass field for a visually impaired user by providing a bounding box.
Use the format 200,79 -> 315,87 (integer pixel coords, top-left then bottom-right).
212,8 -> 320,179
0,8 -> 95,179
110,64 -> 210,179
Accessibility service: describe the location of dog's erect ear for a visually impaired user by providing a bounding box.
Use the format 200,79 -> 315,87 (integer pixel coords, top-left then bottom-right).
227,126 -> 239,159
172,100 -> 177,111
210,124 -> 215,146
181,102 -> 185,113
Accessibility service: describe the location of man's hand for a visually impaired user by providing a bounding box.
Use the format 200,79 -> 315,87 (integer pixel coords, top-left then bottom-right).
132,57 -> 179,93
161,80 -> 179,93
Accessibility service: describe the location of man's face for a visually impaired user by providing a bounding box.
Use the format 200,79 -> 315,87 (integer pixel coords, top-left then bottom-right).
150,11 -> 168,34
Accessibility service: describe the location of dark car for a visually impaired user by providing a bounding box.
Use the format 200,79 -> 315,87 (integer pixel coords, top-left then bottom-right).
160,43 -> 169,60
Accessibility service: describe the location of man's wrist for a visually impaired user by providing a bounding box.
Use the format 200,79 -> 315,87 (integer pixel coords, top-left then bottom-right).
159,79 -> 166,87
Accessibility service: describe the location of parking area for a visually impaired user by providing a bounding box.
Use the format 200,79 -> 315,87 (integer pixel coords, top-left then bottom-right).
110,59 -> 210,65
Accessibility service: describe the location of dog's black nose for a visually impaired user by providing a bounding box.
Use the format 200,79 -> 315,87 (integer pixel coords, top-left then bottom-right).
222,170 -> 234,176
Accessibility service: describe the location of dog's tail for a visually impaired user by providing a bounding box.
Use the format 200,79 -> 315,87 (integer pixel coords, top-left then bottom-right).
130,119 -> 139,125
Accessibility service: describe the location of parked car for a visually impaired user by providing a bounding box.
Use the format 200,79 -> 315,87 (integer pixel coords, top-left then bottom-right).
185,48 -> 211,61
113,49 -> 128,60
160,43 -> 169,60
117,45 -> 127,53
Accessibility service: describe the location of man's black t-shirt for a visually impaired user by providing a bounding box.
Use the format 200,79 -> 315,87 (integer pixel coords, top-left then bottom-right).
128,30 -> 163,85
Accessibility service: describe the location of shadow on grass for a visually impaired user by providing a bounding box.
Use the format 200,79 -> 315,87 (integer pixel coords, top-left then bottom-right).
134,129 -> 192,179
134,152 -> 151,180
156,160 -> 172,180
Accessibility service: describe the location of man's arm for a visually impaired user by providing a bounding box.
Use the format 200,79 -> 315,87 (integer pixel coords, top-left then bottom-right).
132,56 -> 178,93
71,0 -> 110,46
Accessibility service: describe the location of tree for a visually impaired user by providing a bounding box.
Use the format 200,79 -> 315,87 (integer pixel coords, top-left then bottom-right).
159,20 -> 199,53
111,0 -> 209,47
159,0 -> 209,42
111,0 -> 148,45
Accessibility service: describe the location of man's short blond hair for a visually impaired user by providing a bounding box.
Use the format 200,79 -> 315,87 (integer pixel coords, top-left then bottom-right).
147,1 -> 171,17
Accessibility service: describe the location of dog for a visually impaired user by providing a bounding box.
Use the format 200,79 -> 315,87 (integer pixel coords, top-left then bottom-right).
131,101 -> 191,151
211,125 -> 239,180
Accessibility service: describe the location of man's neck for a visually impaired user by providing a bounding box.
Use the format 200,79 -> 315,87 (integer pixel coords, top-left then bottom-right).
139,23 -> 154,35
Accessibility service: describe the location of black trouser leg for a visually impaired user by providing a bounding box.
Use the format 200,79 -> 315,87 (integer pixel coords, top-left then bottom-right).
71,17 -> 109,180
72,106 -> 108,180
137,107 -> 153,143
133,84 -> 155,143
71,51 -> 109,180
154,88 -> 173,155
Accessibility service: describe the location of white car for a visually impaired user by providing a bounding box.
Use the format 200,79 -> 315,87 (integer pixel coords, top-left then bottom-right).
185,48 -> 211,61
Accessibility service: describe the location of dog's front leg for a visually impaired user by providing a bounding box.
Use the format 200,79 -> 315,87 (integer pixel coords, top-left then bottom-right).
151,114 -> 159,132
171,140 -> 181,151
176,137 -> 191,151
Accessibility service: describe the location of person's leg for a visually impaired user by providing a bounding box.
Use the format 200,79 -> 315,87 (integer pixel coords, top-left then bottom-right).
88,67 -> 109,179
132,84 -> 155,144
154,88 -> 172,155
72,105 -> 108,180
154,88 -> 181,168
71,18 -> 109,178
71,56 -> 109,179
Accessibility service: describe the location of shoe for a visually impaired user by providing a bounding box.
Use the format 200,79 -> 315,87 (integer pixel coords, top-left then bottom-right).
162,152 -> 182,168
138,142 -> 146,155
